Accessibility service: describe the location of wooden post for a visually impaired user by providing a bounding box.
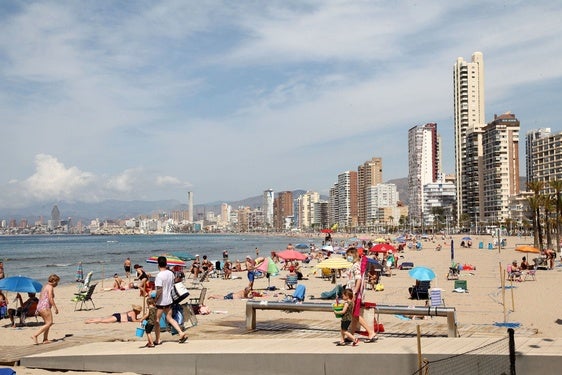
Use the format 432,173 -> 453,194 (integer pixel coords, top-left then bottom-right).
510,279 -> 515,312
417,325 -> 422,371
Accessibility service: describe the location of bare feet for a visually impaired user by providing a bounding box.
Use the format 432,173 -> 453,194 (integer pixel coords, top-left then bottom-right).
43,340 -> 52,344
31,336 -> 38,345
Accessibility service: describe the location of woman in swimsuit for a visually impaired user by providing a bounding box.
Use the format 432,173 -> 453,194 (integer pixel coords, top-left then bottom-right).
32,274 -> 60,345
134,264 -> 150,296
85,305 -> 142,324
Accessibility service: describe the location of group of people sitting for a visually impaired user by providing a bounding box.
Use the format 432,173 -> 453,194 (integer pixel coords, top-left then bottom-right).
0,292 -> 39,327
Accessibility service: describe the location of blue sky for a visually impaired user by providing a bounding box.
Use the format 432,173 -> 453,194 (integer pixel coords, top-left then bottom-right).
1,0 -> 561,209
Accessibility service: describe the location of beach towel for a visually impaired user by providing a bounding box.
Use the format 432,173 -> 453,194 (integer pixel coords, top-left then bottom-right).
319,284 -> 343,299
292,284 -> 306,302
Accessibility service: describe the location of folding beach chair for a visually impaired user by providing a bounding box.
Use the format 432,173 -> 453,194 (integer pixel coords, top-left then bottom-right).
77,271 -> 93,293
453,279 -> 468,292
429,288 -> 445,307
409,280 -> 430,300
74,284 -> 97,311
285,275 -> 298,289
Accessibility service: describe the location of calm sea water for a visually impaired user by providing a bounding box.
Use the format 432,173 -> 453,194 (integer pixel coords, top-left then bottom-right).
0,234 -> 314,284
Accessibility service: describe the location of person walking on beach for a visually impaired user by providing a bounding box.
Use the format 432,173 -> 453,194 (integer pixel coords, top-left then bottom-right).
336,288 -> 359,346
154,256 -> 188,344
345,248 -> 377,343
124,257 -> 132,279
245,256 -> 256,290
0,260 -> 5,280
32,274 -> 60,345
140,297 -> 157,348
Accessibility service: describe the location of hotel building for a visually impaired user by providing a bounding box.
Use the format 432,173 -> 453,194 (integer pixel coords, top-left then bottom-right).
453,52 -> 485,225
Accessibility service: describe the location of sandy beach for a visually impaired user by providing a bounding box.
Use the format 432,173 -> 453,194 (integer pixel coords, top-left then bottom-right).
1,233 -> 560,374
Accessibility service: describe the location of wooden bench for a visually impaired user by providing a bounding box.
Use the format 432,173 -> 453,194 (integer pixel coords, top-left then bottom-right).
245,300 -> 459,337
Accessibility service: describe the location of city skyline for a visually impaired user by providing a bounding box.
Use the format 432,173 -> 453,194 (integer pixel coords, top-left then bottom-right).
1,1 -> 562,210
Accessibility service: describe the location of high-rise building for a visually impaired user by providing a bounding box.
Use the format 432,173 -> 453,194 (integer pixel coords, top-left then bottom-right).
337,171 -> 358,230
528,130 -> 562,195
187,192 -> 194,222
357,157 -> 383,228
262,189 -> 274,228
454,51 -> 485,224
296,191 -> 320,230
273,191 -> 293,231
367,183 -> 399,228
525,128 -> 551,186
482,113 -> 520,223
408,123 -> 440,225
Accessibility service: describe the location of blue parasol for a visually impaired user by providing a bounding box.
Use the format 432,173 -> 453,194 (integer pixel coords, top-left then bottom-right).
0,275 -> 43,293
294,243 -> 309,249
408,266 -> 436,281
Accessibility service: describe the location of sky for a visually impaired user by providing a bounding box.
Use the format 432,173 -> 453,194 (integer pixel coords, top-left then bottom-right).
1,0 -> 562,210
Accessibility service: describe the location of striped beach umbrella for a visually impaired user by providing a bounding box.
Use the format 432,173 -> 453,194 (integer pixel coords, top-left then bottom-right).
146,254 -> 186,267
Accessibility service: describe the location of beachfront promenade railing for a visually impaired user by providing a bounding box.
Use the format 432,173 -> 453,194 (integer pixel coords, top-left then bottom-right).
245,300 -> 459,338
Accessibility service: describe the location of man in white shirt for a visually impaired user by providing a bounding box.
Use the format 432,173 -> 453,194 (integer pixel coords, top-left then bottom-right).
154,256 -> 188,344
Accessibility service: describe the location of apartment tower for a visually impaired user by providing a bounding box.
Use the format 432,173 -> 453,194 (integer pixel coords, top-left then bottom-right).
482,113 -> 520,223
273,191 -> 293,231
408,123 -> 440,226
357,157 -> 383,228
453,52 -> 485,225
525,128 -> 551,186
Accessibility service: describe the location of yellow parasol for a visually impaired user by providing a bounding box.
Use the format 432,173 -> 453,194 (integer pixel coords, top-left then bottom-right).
315,257 -> 353,270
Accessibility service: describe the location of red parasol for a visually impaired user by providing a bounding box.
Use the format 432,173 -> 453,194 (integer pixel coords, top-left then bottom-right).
276,249 -> 307,261
369,243 -> 396,254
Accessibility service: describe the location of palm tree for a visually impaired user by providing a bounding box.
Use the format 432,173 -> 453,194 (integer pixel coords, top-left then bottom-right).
542,194 -> 554,248
527,181 -> 545,248
550,180 -> 562,255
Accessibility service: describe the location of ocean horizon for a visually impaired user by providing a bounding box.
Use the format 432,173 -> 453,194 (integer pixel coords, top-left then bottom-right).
0,233 -> 316,285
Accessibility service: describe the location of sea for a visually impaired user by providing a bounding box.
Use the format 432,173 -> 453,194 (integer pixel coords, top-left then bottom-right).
0,233 -> 315,284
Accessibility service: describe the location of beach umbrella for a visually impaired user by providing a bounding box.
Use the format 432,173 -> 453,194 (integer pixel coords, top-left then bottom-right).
315,257 -> 353,270
277,249 -> 307,261
374,237 -> 386,243
256,257 -> 279,288
369,243 -> 396,254
146,255 -> 186,267
515,245 -> 540,254
321,228 -> 333,233
366,257 -> 384,271
321,245 -> 334,252
347,237 -> 360,243
395,236 -> 406,243
0,275 -> 43,293
256,257 -> 279,276
294,243 -> 309,249
451,239 -> 455,261
462,236 -> 472,241
171,252 -> 197,261
408,266 -> 436,281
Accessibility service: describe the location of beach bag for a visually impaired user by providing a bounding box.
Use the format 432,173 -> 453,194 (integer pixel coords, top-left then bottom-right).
171,282 -> 190,304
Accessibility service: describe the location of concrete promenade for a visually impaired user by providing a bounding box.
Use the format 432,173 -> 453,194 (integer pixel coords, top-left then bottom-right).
18,336 -> 562,375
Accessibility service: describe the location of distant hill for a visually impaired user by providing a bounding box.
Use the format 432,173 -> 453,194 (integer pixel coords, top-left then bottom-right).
1,178 -> 530,223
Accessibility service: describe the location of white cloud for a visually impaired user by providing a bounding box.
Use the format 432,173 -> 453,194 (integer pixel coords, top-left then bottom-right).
0,155 -> 188,209
1,1 -> 562,208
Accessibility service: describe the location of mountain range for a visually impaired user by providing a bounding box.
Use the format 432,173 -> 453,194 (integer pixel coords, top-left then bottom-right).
0,177 -> 423,223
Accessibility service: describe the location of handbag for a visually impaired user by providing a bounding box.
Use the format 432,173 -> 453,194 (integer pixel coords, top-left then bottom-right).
171,281 -> 190,303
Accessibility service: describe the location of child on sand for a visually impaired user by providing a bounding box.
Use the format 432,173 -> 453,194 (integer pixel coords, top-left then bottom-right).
140,297 -> 157,348
336,288 -> 359,346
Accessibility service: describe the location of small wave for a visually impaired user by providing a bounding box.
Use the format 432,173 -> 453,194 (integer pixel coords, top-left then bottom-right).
46,263 -> 72,267
106,240 -> 119,243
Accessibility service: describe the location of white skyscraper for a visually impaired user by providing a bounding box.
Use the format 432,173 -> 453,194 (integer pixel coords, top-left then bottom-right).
262,189 -> 274,228
408,123 -> 439,225
187,191 -> 193,222
454,51 -> 485,225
